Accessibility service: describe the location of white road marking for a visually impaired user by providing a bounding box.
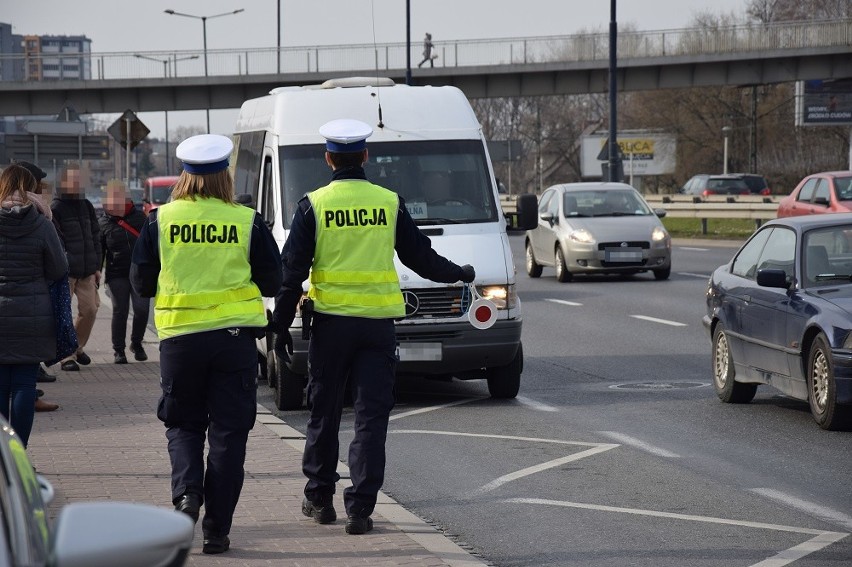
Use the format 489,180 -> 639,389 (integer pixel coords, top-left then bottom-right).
678,272 -> 711,279
751,488 -> 852,532
389,398 -> 478,421
679,247 -> 709,252
630,314 -> 688,327
597,431 -> 680,458
545,298 -> 583,307
390,430 -> 618,496
516,396 -> 559,412
505,498 -> 848,567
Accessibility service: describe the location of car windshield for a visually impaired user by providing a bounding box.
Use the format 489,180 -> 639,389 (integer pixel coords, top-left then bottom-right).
278,140 -> 498,228
563,189 -> 653,217
803,225 -> 852,287
150,186 -> 172,204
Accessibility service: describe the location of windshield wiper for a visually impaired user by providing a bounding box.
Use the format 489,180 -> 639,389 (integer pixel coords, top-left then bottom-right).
416,218 -> 462,225
814,274 -> 852,281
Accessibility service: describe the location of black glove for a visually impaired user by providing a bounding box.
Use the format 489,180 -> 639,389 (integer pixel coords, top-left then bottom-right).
460,264 -> 476,283
274,330 -> 293,363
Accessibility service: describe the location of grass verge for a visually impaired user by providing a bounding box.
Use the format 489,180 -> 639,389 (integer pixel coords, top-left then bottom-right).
662,217 -> 757,240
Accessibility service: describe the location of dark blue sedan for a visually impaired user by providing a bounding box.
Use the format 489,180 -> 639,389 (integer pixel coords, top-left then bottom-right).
703,214 -> 852,430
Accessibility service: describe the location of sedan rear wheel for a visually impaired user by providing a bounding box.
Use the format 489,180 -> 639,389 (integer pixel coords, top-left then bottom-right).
712,323 -> 757,403
555,246 -> 572,283
525,241 -> 542,278
807,333 -> 851,430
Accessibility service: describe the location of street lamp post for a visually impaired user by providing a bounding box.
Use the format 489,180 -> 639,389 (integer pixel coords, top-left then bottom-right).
133,53 -> 199,175
164,7 -> 245,133
722,125 -> 732,174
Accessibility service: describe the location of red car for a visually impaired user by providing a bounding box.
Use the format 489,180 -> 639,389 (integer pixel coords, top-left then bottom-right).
142,175 -> 180,216
777,171 -> 852,217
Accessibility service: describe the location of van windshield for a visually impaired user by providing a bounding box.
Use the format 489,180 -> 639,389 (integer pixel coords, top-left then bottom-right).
279,140 -> 499,227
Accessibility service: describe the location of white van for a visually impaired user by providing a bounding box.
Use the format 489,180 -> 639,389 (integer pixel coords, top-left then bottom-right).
231,77 -> 537,410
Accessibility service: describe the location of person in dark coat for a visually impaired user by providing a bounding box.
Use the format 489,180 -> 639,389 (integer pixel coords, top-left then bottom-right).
0,164 -> 68,446
51,165 -> 102,372
100,179 -> 150,364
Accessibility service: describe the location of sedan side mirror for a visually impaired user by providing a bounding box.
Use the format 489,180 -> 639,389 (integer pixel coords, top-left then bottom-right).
539,211 -> 555,223
756,268 -> 790,289
654,208 -> 667,218
813,196 -> 830,206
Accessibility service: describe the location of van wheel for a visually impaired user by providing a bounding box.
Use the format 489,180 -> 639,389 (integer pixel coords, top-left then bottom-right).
653,266 -> 671,280
525,241 -> 542,278
268,349 -> 305,410
258,350 -> 271,387
486,343 -> 522,399
555,247 -> 572,282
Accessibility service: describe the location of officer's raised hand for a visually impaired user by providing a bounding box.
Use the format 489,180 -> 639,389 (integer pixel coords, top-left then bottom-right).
274,329 -> 293,363
460,264 -> 475,283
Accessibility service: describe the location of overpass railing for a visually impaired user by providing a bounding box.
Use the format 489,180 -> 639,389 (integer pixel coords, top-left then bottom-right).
0,19 -> 849,83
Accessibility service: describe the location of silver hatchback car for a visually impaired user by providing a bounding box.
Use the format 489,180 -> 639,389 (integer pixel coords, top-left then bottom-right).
525,182 -> 672,282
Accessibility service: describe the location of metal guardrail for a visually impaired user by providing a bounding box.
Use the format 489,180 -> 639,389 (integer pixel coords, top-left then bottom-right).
500,193 -> 780,234
1,18 -> 849,82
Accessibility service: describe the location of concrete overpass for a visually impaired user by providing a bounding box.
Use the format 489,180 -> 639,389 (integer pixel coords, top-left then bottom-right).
1,18 -> 850,116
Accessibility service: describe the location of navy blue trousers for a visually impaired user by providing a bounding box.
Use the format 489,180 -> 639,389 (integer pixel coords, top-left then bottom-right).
157,328 -> 257,537
303,313 -> 396,518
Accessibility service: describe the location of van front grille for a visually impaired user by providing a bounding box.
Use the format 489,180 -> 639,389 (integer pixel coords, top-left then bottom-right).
402,287 -> 467,320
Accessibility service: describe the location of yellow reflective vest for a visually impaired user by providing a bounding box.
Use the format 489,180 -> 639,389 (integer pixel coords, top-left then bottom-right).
308,179 -> 404,318
155,198 -> 265,338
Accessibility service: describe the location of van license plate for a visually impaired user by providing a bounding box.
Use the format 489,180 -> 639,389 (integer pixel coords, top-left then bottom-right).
396,343 -> 442,361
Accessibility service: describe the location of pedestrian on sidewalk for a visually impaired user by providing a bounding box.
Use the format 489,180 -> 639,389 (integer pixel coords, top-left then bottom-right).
130,134 -> 282,555
51,164 -> 101,372
14,160 -> 63,412
100,179 -> 150,365
271,119 -> 475,535
0,164 -> 68,445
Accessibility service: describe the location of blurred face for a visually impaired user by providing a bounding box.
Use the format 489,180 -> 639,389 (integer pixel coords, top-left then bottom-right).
104,181 -> 127,215
60,168 -> 82,196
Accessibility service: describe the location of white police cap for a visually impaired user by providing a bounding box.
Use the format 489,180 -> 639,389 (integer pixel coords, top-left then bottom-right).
319,119 -> 373,152
175,134 -> 234,175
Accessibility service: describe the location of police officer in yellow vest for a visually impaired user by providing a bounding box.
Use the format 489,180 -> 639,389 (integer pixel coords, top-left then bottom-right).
272,119 -> 475,535
130,134 -> 282,555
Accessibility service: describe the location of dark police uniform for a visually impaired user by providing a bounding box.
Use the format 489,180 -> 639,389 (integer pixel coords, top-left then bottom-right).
273,119 -> 472,533
130,134 -> 282,553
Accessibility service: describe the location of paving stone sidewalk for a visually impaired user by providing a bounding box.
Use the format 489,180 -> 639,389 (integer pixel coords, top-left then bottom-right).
27,297 -> 486,566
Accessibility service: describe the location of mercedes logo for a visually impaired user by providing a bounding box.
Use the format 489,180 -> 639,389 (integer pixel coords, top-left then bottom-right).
402,291 -> 420,316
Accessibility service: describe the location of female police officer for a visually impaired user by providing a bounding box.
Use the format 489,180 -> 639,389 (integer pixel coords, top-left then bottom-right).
131,134 -> 282,554
272,119 -> 475,535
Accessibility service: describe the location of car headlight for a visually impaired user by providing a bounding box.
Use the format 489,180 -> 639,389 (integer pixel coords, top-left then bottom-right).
842,332 -> 852,350
652,226 -> 668,242
478,284 -> 516,310
568,229 -> 594,243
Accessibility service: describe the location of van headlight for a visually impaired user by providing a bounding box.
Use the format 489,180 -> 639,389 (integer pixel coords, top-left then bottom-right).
478,284 -> 516,309
652,226 -> 668,242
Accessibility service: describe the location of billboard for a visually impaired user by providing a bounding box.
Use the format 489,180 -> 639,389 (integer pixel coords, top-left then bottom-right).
796,79 -> 852,126
581,133 -> 676,178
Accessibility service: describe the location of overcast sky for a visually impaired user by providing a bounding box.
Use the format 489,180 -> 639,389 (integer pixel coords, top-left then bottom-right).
3,0 -> 752,137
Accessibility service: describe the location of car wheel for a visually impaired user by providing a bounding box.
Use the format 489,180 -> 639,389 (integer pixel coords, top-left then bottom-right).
807,333 -> 852,430
653,265 -> 671,280
555,247 -> 572,282
525,241 -> 543,278
712,323 -> 757,403
258,349 -> 271,387
486,343 -> 522,399
268,348 -> 306,410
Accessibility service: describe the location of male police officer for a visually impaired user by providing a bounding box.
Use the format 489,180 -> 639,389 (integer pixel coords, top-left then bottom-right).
131,134 -> 282,554
272,119 -> 475,535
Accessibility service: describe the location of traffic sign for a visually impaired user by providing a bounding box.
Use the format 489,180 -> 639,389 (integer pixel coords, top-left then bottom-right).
108,110 -> 150,150
3,134 -> 110,162
596,137 -> 625,161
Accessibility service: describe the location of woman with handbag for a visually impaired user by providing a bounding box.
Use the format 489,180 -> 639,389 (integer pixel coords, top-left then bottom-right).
0,164 -> 68,446
99,179 -> 150,364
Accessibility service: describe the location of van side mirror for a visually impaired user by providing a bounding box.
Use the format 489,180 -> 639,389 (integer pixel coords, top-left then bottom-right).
515,194 -> 539,231
235,193 -> 256,208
